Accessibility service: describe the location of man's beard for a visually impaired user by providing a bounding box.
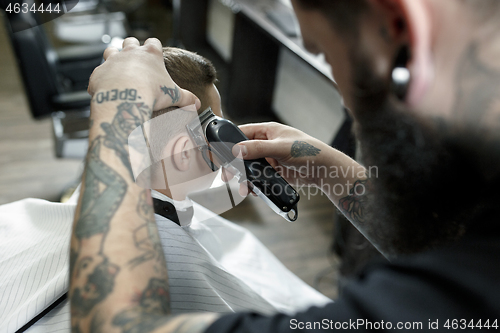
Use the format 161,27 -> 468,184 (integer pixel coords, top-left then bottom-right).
349,51 -> 500,256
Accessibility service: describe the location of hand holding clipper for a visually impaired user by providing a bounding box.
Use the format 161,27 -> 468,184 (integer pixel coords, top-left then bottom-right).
187,108 -> 300,222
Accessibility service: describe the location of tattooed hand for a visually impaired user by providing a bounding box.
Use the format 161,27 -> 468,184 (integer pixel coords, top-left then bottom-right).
70,37 -> 219,333
228,122 -> 336,186
229,122 -> 367,206
88,37 -> 200,113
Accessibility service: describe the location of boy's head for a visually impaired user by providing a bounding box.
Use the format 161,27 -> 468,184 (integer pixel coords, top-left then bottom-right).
148,48 -> 222,200
153,47 -> 221,119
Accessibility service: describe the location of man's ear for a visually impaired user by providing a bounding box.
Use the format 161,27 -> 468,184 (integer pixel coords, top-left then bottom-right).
171,135 -> 193,172
368,0 -> 434,106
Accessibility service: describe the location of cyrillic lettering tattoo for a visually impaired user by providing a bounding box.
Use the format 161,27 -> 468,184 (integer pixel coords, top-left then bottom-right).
94,89 -> 140,104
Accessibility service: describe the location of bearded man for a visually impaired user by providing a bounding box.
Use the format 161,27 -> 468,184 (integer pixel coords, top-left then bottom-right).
72,0 -> 500,332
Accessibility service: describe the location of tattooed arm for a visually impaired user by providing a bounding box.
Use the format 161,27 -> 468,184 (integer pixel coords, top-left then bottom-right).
235,122 -> 367,201
70,37 -> 219,333
234,122 -> 382,251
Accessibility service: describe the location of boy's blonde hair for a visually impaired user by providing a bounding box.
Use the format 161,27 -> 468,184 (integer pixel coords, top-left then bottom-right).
152,47 -> 217,119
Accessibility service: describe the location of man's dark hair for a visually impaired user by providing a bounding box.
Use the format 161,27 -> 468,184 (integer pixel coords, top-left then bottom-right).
153,47 -> 217,119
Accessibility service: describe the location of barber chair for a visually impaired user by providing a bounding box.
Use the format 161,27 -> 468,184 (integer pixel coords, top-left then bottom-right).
2,7 -> 107,158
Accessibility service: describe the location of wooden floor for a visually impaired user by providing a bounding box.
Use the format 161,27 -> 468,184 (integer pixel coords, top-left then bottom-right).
0,11 -> 339,299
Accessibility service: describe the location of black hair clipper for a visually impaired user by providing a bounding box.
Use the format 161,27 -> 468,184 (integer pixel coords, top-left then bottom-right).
187,108 -> 299,222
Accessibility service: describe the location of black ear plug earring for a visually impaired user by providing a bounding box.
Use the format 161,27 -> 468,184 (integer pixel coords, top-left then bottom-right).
391,45 -> 411,101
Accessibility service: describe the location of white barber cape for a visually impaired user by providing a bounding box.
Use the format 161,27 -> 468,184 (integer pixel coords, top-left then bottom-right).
0,190 -> 331,333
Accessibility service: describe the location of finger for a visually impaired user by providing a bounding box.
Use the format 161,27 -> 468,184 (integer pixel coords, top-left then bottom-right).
238,181 -> 256,197
143,37 -> 163,53
265,159 -> 295,184
232,139 -> 287,161
87,79 -> 94,96
266,157 -> 279,169
122,37 -> 140,49
87,67 -> 100,96
238,123 -> 273,140
238,183 -> 249,197
154,85 -> 201,111
103,47 -> 119,60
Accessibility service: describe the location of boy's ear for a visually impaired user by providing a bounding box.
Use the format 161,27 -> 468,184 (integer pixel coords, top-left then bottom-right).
171,135 -> 194,172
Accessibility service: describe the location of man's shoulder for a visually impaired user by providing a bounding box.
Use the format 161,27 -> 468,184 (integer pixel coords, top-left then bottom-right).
204,232 -> 500,333
347,236 -> 500,318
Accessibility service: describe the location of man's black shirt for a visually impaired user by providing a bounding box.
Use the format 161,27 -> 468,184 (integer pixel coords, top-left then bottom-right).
206,216 -> 500,332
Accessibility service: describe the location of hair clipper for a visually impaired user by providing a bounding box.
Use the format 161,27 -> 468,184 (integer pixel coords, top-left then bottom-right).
187,108 -> 300,222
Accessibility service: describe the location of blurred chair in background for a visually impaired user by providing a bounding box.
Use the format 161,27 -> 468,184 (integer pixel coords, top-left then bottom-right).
1,1 -> 131,158
52,0 -> 139,44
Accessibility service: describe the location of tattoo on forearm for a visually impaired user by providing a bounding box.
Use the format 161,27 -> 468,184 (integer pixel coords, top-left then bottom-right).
112,278 -> 171,333
94,89 -> 140,104
90,312 -> 106,333
101,102 -> 152,179
71,324 -> 82,333
74,141 -> 127,239
71,255 -> 120,317
71,100 -> 154,331
338,179 -> 369,226
129,191 -> 165,268
112,278 -> 217,333
160,85 -> 180,104
290,141 -> 321,158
